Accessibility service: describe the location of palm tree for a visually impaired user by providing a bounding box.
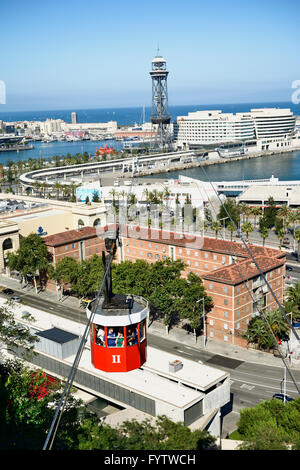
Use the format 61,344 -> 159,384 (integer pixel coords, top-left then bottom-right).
251,207 -> 262,228
277,204 -> 290,234
238,202 -> 248,225
288,211 -> 298,250
294,229 -> 300,262
267,310 -> 290,341
260,226 -> 269,246
53,181 -> 62,200
241,221 -> 254,241
286,282 -> 300,322
211,221 -> 222,239
277,228 -> 284,249
227,221 -> 235,241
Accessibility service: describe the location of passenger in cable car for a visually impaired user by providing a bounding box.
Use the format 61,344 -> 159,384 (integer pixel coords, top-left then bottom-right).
127,328 -> 134,346
116,329 -> 124,347
107,328 -> 117,347
96,326 -> 105,346
132,327 -> 138,345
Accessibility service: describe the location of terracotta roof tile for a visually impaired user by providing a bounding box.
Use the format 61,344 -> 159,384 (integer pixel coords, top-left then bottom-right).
118,225 -> 285,260
43,226 -> 98,246
202,255 -> 285,285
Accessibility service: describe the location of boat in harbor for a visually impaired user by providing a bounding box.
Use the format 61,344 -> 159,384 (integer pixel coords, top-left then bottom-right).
94,145 -> 115,156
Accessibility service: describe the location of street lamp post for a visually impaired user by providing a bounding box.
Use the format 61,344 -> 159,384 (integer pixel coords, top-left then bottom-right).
194,298 -> 206,346
202,297 -> 206,348
219,216 -> 229,240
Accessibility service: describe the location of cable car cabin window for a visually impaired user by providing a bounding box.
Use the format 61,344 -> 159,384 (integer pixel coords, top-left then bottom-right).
127,324 -> 139,347
95,325 -> 105,347
140,320 -> 146,342
107,327 -> 125,348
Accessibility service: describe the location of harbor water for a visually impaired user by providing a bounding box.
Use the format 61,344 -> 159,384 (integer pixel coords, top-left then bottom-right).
1,101 -> 300,182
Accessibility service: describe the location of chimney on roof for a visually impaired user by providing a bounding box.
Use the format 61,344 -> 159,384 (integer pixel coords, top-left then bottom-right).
169,359 -> 183,373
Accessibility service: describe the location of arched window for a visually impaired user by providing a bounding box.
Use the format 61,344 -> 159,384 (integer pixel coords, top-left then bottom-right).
3,238 -> 13,251
93,218 -> 100,227
78,219 -> 85,229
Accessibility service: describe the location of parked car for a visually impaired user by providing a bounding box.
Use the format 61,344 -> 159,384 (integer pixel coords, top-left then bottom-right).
2,288 -> 14,295
10,295 -> 21,302
272,393 -> 294,402
286,266 -> 293,271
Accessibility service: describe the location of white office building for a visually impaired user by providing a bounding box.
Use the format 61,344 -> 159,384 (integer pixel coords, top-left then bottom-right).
174,108 -> 297,152
173,110 -> 255,149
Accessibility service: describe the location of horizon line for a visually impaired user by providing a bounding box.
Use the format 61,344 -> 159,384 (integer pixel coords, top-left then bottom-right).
0,99 -> 296,116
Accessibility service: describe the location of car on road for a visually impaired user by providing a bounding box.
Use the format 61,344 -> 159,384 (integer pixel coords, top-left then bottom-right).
272,393 -> 294,402
286,266 -> 293,271
2,288 -> 14,295
10,295 -> 21,302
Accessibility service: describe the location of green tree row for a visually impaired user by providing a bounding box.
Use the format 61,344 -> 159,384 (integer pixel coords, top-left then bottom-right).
234,397 -> 300,450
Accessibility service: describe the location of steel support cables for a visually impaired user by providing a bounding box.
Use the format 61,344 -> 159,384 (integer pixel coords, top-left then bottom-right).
42,255 -> 113,450
43,166 -> 138,450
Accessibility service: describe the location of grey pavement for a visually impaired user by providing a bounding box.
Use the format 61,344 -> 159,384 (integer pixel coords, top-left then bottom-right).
0,273 -> 298,371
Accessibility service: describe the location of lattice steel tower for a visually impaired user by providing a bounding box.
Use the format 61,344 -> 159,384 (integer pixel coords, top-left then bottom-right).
150,51 -> 171,149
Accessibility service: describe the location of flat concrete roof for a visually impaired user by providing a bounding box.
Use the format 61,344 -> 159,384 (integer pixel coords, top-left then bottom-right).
4,298 -> 229,410
10,209 -> 67,222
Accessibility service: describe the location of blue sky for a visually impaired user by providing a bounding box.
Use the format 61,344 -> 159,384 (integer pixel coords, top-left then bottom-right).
1,0 -> 300,111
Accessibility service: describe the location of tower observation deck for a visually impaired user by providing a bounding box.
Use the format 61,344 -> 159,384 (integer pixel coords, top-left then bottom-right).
150,52 -> 171,149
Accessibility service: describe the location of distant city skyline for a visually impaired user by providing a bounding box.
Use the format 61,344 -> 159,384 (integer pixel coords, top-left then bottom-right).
1,0 -> 300,112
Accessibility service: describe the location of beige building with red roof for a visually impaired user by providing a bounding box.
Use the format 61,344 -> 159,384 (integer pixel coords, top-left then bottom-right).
117,226 -> 286,347
40,223 -> 285,348
43,227 -> 105,265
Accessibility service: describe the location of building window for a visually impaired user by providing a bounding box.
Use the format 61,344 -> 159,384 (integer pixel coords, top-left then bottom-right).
65,245 -> 69,251
224,286 -> 228,293
224,323 -> 228,330
224,335 -> 228,342
209,284 -> 213,290
72,243 -> 76,249
224,311 -> 228,318
210,332 -> 214,338
147,253 -> 153,258
224,299 -> 228,305
205,264 -> 209,270
205,253 -> 208,259
209,319 -> 214,326
195,262 -> 199,267
237,323 -> 240,329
